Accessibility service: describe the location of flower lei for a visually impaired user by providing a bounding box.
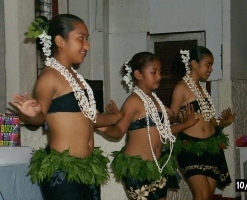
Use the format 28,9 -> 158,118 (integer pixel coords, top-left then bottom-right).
123,60 -> 133,90
183,74 -> 216,121
46,57 -> 97,122
180,50 -> 190,74
133,86 -> 176,173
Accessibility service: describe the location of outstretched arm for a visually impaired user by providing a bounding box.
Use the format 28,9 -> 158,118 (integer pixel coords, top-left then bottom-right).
94,100 -> 124,128
97,95 -> 137,140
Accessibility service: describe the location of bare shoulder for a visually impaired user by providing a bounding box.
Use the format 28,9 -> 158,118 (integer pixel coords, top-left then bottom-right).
35,67 -> 62,89
121,93 -> 142,113
173,80 -> 188,94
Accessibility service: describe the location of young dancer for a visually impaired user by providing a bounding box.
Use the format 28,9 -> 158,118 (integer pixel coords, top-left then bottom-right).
170,46 -> 235,200
101,52 -> 198,200
10,14 -> 123,200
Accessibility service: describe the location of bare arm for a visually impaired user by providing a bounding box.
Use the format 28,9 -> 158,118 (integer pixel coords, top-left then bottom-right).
94,100 -> 124,128
170,103 -> 199,135
98,95 -> 137,140
10,69 -> 56,126
211,107 -> 236,128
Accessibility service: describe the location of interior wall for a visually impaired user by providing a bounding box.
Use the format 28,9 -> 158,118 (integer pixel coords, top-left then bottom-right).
231,0 -> 247,79
0,0 -> 6,112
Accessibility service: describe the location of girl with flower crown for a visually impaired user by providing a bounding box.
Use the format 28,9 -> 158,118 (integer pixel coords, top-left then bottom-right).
100,52 -> 198,200
170,46 -> 236,200
10,14 -> 123,200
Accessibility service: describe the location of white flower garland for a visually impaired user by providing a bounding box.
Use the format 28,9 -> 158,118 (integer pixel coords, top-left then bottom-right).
46,57 -> 97,123
180,50 -> 190,74
123,60 -> 133,90
183,74 -> 216,121
38,31 -> 52,60
133,86 -> 175,173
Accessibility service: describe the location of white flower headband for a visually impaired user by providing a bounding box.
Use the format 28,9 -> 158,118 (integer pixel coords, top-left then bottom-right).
27,17 -> 51,65
180,50 -> 190,74
123,60 -> 133,90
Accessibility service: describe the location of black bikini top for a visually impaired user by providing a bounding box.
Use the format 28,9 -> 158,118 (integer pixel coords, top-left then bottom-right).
128,112 -> 163,131
177,98 -> 209,123
179,98 -> 209,113
47,91 -> 87,113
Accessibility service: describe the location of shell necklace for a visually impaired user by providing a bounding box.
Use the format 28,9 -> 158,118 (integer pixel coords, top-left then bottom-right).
47,57 -> 97,122
183,74 -> 215,121
133,86 -> 175,173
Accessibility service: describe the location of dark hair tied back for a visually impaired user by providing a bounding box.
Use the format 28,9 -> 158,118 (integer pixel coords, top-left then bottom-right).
128,52 -> 159,80
48,14 -> 85,56
173,46 -> 213,76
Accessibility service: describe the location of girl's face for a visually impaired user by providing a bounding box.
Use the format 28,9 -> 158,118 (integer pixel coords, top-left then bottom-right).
193,54 -> 214,81
63,22 -> 90,64
138,59 -> 162,91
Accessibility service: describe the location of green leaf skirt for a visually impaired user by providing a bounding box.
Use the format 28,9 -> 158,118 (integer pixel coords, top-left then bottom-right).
173,126 -> 229,156
28,146 -> 110,186
111,147 -> 177,182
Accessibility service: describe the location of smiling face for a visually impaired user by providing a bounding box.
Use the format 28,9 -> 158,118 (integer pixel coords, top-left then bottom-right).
192,54 -> 214,81
62,22 -> 90,64
136,58 -> 162,92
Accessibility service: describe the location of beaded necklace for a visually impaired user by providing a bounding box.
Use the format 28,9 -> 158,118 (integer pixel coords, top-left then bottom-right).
183,74 -> 215,121
133,86 -> 175,173
47,57 -> 97,122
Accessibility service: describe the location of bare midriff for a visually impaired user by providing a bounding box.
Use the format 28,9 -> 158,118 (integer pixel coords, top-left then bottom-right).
45,112 -> 94,158
183,114 -> 215,139
124,126 -> 163,161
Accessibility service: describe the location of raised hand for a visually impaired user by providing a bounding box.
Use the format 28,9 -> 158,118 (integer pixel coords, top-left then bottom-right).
183,103 -> 199,127
165,107 -> 175,122
219,107 -> 236,127
10,92 -> 42,117
105,100 -> 124,122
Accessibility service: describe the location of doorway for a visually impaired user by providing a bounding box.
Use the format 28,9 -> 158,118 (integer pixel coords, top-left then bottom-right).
147,31 -> 206,107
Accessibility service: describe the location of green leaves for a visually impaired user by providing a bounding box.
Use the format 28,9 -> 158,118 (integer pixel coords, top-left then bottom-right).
173,131 -> 229,156
111,147 -> 177,182
28,147 -> 110,185
26,17 -> 49,39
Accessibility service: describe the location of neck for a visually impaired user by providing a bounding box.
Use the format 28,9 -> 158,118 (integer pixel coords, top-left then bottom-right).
186,72 -> 199,83
52,55 -> 72,69
136,85 -> 153,97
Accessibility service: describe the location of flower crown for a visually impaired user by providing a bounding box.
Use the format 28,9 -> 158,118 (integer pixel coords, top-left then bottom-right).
180,50 -> 190,74
27,17 -> 51,65
123,60 -> 133,90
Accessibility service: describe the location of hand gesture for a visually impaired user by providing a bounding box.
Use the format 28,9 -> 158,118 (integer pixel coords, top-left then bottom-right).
105,100 -> 124,122
165,107 -> 175,122
10,92 -> 42,117
183,103 -> 199,127
219,107 -> 236,127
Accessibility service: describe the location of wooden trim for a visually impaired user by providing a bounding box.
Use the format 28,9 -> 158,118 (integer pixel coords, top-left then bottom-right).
206,81 -> 211,95
52,0 -> 58,17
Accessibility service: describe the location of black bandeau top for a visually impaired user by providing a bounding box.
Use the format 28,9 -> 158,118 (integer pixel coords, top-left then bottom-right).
47,91 -> 88,113
179,98 -> 209,113
128,112 -> 163,131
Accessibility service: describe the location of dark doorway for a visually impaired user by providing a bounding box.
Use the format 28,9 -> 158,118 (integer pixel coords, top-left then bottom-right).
154,40 -> 197,107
